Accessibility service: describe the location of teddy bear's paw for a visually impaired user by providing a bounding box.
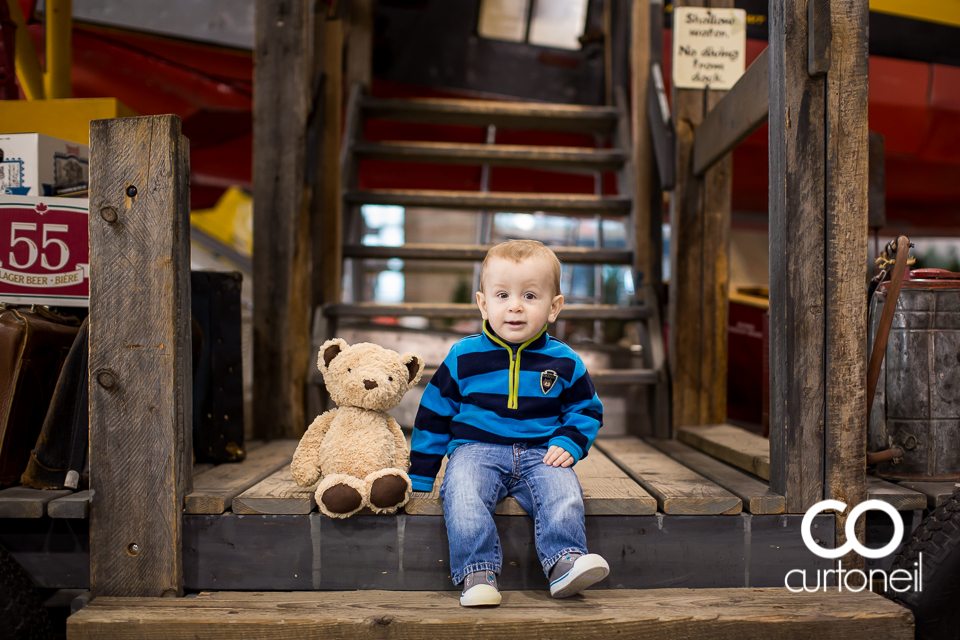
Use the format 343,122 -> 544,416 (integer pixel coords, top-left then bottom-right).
322,483 -> 363,513
366,469 -> 412,512
370,474 -> 408,509
316,474 -> 367,518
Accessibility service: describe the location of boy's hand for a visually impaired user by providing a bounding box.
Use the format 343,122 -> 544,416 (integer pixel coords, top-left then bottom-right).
543,445 -> 574,468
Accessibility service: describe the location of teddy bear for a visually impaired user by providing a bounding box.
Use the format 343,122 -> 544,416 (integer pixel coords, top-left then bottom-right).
291,338 -> 424,518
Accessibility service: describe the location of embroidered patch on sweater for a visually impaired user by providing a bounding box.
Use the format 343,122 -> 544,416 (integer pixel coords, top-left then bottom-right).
540,370 -> 558,394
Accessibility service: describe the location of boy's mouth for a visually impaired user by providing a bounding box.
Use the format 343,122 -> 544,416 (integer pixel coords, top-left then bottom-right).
505,321 -> 526,328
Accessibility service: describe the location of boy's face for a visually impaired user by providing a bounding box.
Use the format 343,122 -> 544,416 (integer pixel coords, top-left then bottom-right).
476,256 -> 564,344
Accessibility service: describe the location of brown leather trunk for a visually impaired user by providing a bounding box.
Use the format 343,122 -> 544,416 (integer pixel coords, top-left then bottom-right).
0,306 -> 79,486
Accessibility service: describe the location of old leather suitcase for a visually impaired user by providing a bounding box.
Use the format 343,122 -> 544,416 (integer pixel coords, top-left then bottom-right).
20,318 -> 89,490
0,306 -> 79,486
191,271 -> 245,463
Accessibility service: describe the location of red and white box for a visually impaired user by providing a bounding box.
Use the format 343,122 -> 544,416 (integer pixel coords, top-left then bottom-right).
0,196 -> 89,307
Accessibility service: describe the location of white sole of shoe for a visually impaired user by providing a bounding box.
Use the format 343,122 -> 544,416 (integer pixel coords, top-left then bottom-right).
549,554 -> 610,598
460,584 -> 502,606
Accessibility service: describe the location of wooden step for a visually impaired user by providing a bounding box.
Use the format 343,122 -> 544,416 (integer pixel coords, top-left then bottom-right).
898,480 -> 958,509
646,438 -> 785,514
342,243 -> 633,264
865,475 -> 927,511
344,189 -> 632,216
677,424 -> 771,480
596,437 -> 742,515
405,447 -> 657,516
323,302 -> 652,320
67,588 -> 914,640
0,486 -> 72,518
352,141 -> 627,172
184,440 -> 299,515
361,97 -> 619,134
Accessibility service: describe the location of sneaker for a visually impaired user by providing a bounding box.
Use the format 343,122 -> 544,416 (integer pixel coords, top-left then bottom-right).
460,570 -> 501,606
548,553 -> 610,598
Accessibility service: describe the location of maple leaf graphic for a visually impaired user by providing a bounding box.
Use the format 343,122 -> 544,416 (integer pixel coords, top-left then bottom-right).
36,202 -> 48,214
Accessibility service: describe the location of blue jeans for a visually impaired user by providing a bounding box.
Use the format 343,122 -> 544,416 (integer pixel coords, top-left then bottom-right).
439,442 -> 588,585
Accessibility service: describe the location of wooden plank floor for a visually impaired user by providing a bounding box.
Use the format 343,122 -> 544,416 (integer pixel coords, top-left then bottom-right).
403,447 -> 657,516
646,438 -> 784,514
185,440 -> 298,514
898,480 -> 957,509
1,428 -> 944,522
597,437 -> 741,514
677,424 -> 771,479
67,588 -> 913,640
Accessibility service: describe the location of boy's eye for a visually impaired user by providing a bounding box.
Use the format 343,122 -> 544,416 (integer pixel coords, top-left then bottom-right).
524,293 -> 536,300
497,292 -> 508,299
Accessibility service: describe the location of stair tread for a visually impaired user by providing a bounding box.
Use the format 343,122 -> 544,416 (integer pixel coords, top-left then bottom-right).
361,97 -> 619,133
343,243 -> 632,264
344,189 -> 632,214
324,302 -> 651,319
69,588 -> 914,637
353,140 -> 626,170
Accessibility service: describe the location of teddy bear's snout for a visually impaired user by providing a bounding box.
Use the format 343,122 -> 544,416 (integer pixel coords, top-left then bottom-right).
364,379 -> 378,390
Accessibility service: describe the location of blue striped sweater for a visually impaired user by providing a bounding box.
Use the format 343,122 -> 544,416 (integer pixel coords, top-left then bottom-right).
409,321 -> 603,492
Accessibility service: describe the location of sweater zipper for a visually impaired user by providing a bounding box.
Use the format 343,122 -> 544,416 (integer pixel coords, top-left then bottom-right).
483,322 -> 548,410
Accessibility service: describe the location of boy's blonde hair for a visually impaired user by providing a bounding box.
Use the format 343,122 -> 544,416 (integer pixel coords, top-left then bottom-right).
480,240 -> 562,296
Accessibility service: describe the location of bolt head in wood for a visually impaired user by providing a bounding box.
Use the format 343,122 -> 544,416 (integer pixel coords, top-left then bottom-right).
126,543 -> 140,556
99,206 -> 119,224
96,370 -> 117,389
126,184 -> 138,198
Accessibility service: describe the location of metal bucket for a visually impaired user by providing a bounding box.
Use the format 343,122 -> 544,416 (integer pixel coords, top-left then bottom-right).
868,269 -> 960,480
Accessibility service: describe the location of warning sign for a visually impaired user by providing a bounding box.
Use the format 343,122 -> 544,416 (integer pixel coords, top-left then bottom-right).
673,6 -> 747,90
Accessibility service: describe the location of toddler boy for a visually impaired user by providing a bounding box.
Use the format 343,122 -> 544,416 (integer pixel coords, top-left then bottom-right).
410,240 -> 608,606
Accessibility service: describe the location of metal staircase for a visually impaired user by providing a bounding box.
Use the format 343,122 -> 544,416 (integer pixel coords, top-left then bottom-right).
317,86 -> 668,436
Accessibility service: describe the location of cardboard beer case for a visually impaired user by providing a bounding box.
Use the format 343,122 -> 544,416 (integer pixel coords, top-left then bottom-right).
0,133 -> 89,197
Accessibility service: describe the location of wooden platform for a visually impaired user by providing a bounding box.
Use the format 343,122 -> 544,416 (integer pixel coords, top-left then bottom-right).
67,588 -> 914,640
0,426 -> 938,519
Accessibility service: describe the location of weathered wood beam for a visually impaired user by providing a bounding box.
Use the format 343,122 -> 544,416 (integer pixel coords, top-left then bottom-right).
692,47 -> 769,177
869,131 -> 886,229
346,0 -> 372,90
824,0 -> 870,576
768,0 -> 827,512
88,115 -> 191,597
647,63 -> 675,190
669,0 -> 733,430
253,0 -> 314,439
321,13 -> 344,308
631,0 -> 654,288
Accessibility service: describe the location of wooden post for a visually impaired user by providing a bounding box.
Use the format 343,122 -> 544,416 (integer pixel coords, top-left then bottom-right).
88,115 -> 191,597
631,0 -> 653,289
321,11 -> 344,309
824,0 -> 869,574
668,0 -> 733,429
253,0 -> 314,439
768,0 -> 827,512
346,0 -> 373,90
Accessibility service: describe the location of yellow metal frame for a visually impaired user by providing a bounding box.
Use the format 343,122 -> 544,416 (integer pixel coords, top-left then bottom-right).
5,0 -> 72,100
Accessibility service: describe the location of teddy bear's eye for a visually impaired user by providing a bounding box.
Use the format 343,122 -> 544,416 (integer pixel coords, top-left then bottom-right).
347,368 -> 351,372
388,377 -> 393,382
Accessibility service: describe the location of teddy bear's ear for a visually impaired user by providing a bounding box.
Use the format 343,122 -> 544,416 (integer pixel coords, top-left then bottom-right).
401,353 -> 424,386
318,338 -> 349,372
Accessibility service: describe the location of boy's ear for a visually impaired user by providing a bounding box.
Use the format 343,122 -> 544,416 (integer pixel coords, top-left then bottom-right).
318,338 -> 349,372
548,294 -> 564,323
401,353 -> 424,386
476,291 -> 489,320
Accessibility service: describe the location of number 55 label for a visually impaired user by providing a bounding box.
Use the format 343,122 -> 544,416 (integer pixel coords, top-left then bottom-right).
0,197 -> 89,307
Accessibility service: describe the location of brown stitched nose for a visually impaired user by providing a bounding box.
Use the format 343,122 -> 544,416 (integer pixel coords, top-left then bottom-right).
364,380 -> 378,390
